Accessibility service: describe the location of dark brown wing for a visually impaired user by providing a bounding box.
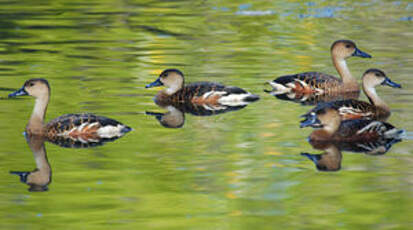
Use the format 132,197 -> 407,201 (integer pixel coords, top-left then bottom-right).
46,114 -> 131,148
273,72 -> 340,90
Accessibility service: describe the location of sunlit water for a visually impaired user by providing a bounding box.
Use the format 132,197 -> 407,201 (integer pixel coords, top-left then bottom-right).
0,0 -> 412,229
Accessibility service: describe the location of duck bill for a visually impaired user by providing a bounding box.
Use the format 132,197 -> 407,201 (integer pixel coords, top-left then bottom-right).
352,47 -> 372,58
382,77 -> 401,88
10,171 -> 30,183
145,78 -> 163,88
300,115 -> 322,128
8,87 -> 28,98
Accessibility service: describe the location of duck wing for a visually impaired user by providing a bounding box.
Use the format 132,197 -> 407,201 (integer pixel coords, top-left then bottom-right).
46,114 -> 131,148
269,72 -> 340,94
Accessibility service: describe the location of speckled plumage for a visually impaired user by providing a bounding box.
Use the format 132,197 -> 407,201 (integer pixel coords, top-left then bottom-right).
306,99 -> 389,121
310,119 -> 399,142
45,114 -> 131,147
155,82 -> 254,105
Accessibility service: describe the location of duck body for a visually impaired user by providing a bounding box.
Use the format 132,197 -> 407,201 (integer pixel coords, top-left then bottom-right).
155,81 -> 258,107
45,113 -> 131,147
309,119 -> 400,142
307,99 -> 389,121
300,107 -> 404,142
8,78 -> 131,146
302,69 -> 401,122
268,40 -> 371,96
147,69 -> 259,107
270,71 -> 355,95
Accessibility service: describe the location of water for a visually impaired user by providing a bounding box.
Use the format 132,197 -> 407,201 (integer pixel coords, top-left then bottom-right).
0,0 -> 412,229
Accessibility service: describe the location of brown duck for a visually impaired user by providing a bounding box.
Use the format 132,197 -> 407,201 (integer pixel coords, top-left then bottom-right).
8,79 -> 131,143
268,40 -> 371,95
146,69 -> 260,107
302,69 -> 401,122
300,107 -> 404,142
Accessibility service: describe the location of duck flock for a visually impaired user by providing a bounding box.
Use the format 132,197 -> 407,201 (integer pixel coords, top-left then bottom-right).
6,39 -> 404,190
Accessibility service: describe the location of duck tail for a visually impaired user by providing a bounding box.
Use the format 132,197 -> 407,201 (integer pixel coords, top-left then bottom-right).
384,128 -> 405,139
121,125 -> 133,134
243,94 -> 260,102
267,81 -> 292,94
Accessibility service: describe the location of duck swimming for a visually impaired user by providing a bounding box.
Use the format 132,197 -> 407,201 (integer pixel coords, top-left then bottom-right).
146,69 -> 260,106
8,79 -> 131,142
300,107 -> 404,142
268,40 -> 372,95
302,69 -> 401,122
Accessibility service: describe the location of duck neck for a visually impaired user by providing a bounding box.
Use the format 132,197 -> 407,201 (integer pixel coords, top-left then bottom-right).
165,85 -> 182,95
28,95 -> 49,131
323,120 -> 341,137
332,56 -> 357,87
363,83 -> 389,111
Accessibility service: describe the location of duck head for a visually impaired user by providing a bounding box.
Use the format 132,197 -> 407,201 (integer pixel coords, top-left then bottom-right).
10,169 -> 50,192
300,108 -> 341,134
8,78 -> 50,99
331,40 -> 372,59
362,68 -> 401,89
146,69 -> 185,95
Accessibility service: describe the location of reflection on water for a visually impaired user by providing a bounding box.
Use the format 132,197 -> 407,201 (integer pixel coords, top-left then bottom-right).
146,100 -> 253,128
11,129 -> 128,192
10,134 -> 51,192
302,138 -> 402,172
1,0 -> 412,229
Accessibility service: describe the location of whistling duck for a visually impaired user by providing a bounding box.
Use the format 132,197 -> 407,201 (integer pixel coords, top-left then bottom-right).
268,40 -> 371,95
302,69 -> 401,122
8,79 -> 131,141
145,69 -> 260,106
300,107 -> 404,142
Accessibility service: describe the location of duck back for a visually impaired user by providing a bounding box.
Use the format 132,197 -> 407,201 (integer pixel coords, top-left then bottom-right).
45,114 -> 131,147
271,72 -> 342,94
156,82 -> 259,106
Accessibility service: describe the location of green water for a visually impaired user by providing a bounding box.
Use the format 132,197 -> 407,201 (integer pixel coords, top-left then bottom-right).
1,0 -> 412,229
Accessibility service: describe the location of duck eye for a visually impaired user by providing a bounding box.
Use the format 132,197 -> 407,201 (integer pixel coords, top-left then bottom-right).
345,44 -> 351,48
29,83 -> 34,87
375,73 -> 380,77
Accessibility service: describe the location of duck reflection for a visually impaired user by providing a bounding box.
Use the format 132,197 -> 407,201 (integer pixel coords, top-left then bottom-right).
146,98 -> 252,128
301,138 -> 402,172
11,127 -> 129,191
10,134 -> 51,192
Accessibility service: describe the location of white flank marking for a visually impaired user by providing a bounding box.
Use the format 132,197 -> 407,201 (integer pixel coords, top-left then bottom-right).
268,81 -> 292,94
218,93 -> 252,106
97,124 -> 126,138
357,121 -> 382,134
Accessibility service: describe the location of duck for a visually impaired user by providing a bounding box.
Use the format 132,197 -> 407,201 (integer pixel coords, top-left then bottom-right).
301,69 -> 401,122
145,69 -> 260,106
300,107 -> 404,142
268,40 -> 372,95
10,134 -> 51,192
8,78 -> 131,142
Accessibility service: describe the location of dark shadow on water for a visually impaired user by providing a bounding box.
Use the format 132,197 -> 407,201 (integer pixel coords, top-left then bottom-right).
146,101 -> 249,129
301,138 -> 402,172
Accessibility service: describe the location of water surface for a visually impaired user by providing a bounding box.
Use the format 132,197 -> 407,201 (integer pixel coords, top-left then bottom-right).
0,0 -> 412,229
